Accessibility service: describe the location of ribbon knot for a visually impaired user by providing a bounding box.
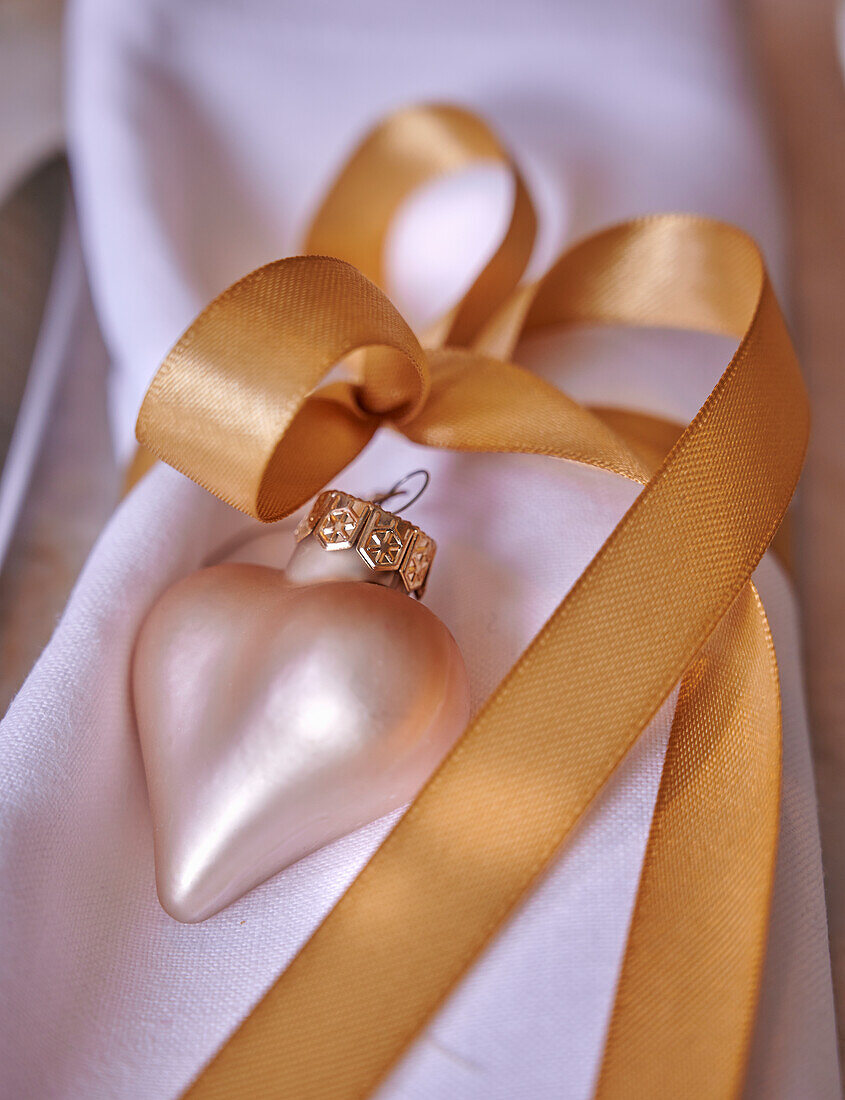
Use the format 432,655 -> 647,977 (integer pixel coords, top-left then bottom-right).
136,105 -> 808,1100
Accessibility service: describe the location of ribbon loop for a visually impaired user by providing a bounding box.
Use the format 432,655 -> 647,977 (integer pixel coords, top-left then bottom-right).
305,103 -> 537,347
474,215 -> 763,362
138,255 -> 429,520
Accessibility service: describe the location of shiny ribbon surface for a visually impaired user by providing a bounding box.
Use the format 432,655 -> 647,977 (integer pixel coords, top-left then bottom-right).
136,105 -> 808,1099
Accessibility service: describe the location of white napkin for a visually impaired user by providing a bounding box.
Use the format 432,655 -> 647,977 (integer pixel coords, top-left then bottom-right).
0,1 -> 839,1097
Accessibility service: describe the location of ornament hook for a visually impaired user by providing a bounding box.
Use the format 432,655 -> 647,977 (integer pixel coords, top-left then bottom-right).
374,469 -> 430,511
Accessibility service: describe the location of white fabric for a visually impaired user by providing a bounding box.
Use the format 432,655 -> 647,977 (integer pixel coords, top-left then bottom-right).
0,1 -> 839,1097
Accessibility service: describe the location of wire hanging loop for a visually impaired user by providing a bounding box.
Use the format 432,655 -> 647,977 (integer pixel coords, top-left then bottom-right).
373,469 -> 431,511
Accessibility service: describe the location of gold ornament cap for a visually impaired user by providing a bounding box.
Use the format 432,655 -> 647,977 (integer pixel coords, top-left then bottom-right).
292,487 -> 436,598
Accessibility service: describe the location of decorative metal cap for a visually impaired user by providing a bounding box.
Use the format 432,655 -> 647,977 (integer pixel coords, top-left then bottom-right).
293,490 -> 436,597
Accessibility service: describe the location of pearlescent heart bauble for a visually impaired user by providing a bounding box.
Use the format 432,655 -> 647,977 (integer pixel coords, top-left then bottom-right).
133,564 -> 470,922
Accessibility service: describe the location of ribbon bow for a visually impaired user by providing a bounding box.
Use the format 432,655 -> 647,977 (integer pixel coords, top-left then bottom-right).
137,105 -> 808,1100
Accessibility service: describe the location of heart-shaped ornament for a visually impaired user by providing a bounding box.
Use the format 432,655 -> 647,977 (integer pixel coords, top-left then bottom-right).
133,557 -> 469,923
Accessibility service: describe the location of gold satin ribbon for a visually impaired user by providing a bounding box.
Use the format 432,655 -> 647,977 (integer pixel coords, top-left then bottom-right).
135,105 -> 807,1099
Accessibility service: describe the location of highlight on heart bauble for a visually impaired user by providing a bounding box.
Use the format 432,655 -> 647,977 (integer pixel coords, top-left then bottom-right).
132,483 -> 470,923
